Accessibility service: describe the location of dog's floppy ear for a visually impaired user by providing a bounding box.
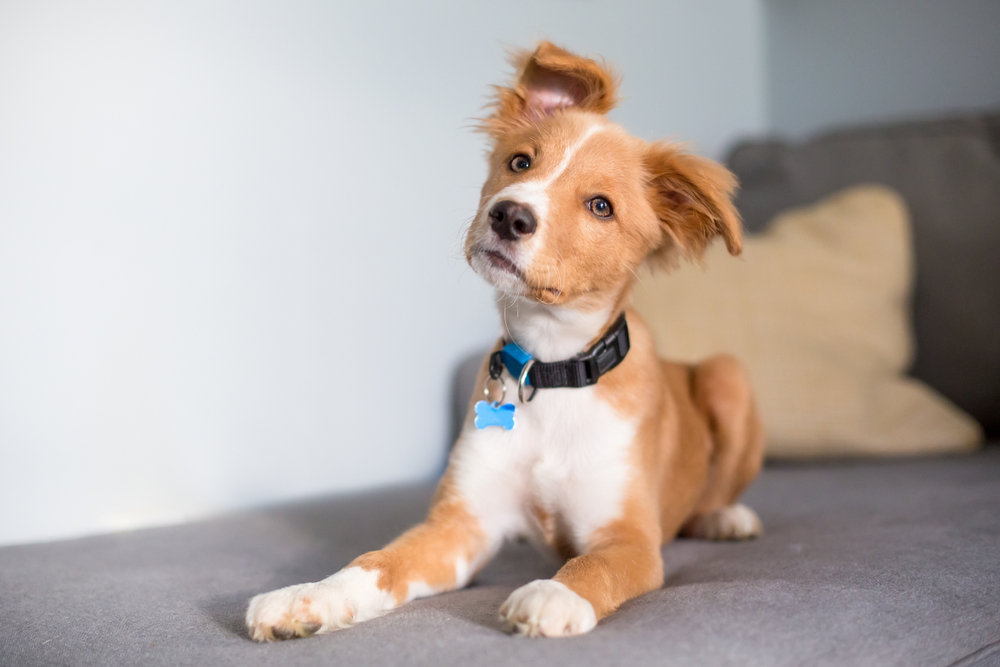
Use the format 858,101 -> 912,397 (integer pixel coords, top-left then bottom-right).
644,141 -> 742,266
482,42 -> 619,137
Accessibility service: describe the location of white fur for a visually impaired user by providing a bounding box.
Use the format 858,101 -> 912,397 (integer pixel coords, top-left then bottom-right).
404,580 -> 438,602
451,297 -> 635,558
452,379 -> 635,554
538,122 -> 608,189
246,566 -> 394,641
453,556 -> 473,589
691,503 -> 762,541
498,297 -> 614,361
500,579 -> 597,637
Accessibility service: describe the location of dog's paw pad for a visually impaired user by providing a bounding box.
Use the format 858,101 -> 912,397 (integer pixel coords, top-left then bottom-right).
689,503 -> 763,541
499,580 -> 596,638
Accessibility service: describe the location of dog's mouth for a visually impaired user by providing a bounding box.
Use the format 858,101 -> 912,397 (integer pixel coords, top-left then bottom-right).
469,245 -> 529,292
470,246 -> 563,302
481,249 -> 520,276
469,246 -> 524,280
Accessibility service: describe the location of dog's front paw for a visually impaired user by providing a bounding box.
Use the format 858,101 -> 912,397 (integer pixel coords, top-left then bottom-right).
246,567 -> 392,642
500,580 -> 597,638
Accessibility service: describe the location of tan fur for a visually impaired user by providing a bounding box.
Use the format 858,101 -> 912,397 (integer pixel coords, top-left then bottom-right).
558,306 -> 762,620
481,42 -> 621,139
467,43 -> 763,624
350,472 -> 488,604
247,42 -> 763,641
364,41 -> 763,625
644,142 -> 743,266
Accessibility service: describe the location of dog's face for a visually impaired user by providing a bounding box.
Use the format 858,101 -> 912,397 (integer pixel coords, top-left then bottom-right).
465,43 -> 743,308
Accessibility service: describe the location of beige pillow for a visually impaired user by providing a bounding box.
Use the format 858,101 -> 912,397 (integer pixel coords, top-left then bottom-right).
633,185 -> 983,457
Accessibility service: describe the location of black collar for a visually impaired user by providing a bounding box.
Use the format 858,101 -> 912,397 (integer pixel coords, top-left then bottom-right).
489,312 -> 630,391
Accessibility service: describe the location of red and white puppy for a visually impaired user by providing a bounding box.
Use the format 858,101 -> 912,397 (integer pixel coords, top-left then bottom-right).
247,42 -> 764,641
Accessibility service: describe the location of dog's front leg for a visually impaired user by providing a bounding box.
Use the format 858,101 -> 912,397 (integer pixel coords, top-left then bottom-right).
500,524 -> 663,637
246,479 -> 495,641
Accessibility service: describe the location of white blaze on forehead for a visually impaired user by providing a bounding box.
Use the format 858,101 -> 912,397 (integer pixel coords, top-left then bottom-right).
537,122 -> 608,190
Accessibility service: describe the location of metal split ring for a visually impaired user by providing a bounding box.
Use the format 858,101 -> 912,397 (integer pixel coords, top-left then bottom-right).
518,359 -> 537,403
484,375 -> 506,405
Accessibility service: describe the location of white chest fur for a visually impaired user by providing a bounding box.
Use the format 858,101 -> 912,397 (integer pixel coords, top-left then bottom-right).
452,366 -> 637,555
451,296 -> 638,556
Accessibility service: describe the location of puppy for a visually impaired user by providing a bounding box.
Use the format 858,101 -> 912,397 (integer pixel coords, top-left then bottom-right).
246,42 -> 763,641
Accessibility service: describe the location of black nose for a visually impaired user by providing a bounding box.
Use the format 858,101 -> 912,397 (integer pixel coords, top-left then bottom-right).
489,200 -> 537,240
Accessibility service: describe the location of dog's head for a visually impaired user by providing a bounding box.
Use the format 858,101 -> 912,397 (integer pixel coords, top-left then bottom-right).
465,42 -> 742,308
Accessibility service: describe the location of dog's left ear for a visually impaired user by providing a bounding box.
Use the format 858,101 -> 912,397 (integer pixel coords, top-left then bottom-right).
483,42 -> 619,137
645,141 -> 742,265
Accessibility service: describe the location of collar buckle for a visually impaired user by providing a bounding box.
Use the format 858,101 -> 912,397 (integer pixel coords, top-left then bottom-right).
580,352 -> 600,385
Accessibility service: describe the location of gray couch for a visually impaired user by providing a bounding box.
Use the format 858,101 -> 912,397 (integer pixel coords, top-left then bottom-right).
3,113 -> 999,667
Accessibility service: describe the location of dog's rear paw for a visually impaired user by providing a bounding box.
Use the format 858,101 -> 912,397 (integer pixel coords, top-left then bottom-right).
500,580 -> 597,638
245,567 -> 392,642
685,503 -> 763,541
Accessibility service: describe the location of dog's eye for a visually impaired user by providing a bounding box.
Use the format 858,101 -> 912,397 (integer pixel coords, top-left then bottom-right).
588,197 -> 613,218
509,154 -> 531,172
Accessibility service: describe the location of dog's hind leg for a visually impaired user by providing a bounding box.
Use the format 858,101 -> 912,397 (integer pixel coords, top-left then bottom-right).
680,354 -> 765,541
246,473 -> 498,641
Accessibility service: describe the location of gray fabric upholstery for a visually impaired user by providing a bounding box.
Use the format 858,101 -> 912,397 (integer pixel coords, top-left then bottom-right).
725,112 -> 1000,436
5,112 -> 999,667
3,449 -> 999,667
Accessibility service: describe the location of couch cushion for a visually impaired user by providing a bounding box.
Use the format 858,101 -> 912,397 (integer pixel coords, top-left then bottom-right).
726,113 -> 1000,436
632,185 -> 983,457
2,450 -> 999,667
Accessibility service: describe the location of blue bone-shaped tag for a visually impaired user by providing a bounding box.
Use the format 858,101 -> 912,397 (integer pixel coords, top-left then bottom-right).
474,400 -> 516,430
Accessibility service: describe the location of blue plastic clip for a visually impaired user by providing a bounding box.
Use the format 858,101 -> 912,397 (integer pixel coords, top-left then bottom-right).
500,342 -> 533,386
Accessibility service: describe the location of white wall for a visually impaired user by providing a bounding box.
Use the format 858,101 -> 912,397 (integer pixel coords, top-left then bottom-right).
0,0 -> 766,546
764,0 -> 1000,137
